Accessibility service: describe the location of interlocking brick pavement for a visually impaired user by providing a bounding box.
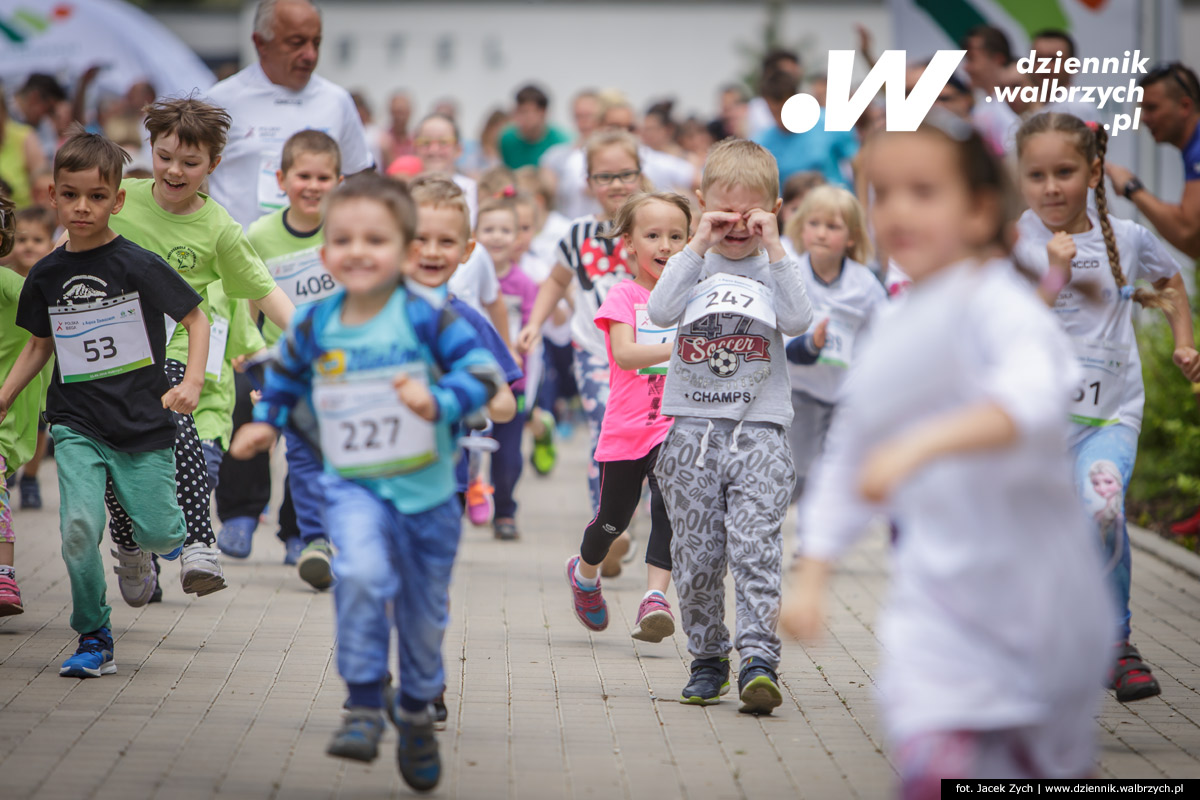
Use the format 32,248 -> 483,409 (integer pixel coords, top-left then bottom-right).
3,435 -> 1200,798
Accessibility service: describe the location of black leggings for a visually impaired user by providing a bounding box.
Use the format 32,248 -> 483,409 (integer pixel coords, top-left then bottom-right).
107,359 -> 214,548
579,444 -> 672,570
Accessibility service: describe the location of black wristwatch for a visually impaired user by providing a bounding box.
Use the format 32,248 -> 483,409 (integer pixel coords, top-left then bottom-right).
1123,176 -> 1145,200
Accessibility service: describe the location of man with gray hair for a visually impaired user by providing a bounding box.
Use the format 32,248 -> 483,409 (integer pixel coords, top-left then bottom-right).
205,0 -> 373,229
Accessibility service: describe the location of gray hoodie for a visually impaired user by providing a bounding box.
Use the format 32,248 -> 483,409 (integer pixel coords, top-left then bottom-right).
647,246 -> 812,427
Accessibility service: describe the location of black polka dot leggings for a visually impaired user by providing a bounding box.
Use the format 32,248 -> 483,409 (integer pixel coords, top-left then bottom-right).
107,359 -> 215,549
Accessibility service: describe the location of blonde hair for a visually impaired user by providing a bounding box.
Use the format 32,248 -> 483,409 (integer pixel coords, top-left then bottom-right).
1016,112 -> 1173,311
476,195 -> 518,230
477,165 -> 516,200
786,185 -> 873,264
700,138 -> 778,203
584,129 -> 641,175
604,192 -> 693,243
408,174 -> 471,240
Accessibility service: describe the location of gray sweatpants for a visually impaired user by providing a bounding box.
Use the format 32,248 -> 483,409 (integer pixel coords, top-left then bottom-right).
655,417 -> 795,668
788,390 -> 835,506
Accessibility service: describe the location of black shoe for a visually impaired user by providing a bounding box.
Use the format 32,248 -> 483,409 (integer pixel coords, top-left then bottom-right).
148,554 -> 163,603
432,690 -> 448,724
737,656 -> 782,715
1111,641 -> 1162,703
18,474 -> 41,510
680,656 -> 730,705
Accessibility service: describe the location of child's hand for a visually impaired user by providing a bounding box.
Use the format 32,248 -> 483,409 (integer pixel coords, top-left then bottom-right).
394,373 -> 438,421
232,349 -> 268,373
1174,346 -> 1200,382
690,211 -> 743,254
161,379 -> 202,415
251,389 -> 262,404
745,208 -> 780,248
515,323 -> 541,355
858,437 -> 925,503
229,422 -> 277,460
779,559 -> 829,643
812,318 -> 829,350
1046,231 -> 1076,273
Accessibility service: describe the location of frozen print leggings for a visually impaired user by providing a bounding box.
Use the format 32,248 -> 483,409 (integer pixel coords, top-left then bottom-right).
1072,423 -> 1137,642
106,359 -> 215,549
571,346 -> 611,514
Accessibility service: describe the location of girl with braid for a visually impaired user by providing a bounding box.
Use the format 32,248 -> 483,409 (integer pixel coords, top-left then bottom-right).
1013,112 -> 1200,703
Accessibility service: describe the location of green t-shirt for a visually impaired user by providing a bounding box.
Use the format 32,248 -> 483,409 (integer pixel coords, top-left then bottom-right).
109,178 -> 277,363
0,268 -> 46,475
247,208 -> 326,347
191,280 -> 266,449
498,124 -> 570,169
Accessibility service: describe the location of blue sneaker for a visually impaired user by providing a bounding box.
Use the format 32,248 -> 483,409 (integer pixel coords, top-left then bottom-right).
283,536 -> 305,566
60,628 -> 115,678
326,708 -> 385,762
737,657 -> 783,715
394,709 -> 440,792
216,516 -> 256,559
680,656 -> 730,705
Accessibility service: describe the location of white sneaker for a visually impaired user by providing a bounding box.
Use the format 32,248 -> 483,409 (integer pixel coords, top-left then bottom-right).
112,546 -> 156,607
180,544 -> 226,596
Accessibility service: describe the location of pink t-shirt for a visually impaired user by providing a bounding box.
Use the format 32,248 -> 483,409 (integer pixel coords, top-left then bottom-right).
593,280 -> 673,462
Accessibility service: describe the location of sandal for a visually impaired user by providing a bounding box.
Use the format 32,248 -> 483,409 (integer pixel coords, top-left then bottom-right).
1110,641 -> 1162,703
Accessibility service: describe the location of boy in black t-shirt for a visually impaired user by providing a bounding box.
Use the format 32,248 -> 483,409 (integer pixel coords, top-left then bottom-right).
0,131 -> 210,678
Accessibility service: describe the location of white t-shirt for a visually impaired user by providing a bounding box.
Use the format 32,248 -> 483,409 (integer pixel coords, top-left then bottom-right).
206,63 -> 374,229
557,215 -> 635,357
1014,208 -> 1180,444
448,244 -> 500,317
971,91 -> 1022,157
789,254 -> 887,403
452,173 -> 479,227
800,259 -> 1112,762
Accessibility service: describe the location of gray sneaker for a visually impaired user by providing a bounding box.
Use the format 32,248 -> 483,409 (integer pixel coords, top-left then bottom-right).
327,707 -> 385,762
180,544 -> 226,596
112,547 -> 156,607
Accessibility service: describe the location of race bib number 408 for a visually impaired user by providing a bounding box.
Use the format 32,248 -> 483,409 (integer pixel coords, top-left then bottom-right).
312,368 -> 438,479
50,293 -> 154,383
268,248 -> 339,308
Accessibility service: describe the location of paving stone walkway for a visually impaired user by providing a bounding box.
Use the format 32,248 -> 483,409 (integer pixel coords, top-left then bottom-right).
3,437 -> 1200,799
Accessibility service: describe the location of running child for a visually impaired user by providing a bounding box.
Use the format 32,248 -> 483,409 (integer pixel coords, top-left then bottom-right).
5,205 -> 56,510
475,196 -> 538,540
103,98 -> 295,599
647,138 -> 813,713
0,132 -> 208,675
228,174 -> 503,791
236,129 -> 342,587
516,130 -> 642,519
782,113 -> 1113,787
1012,112 -> 1200,702
565,191 -> 691,641
782,186 -> 886,509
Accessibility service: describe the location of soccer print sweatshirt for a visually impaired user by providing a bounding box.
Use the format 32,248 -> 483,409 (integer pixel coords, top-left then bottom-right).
647,246 -> 812,426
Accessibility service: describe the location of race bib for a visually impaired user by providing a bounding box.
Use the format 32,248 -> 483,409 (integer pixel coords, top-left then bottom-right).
205,315 -> 230,382
312,367 -> 438,478
258,152 -> 287,214
816,310 -> 861,369
51,293 -> 154,383
268,248 -> 338,308
682,273 -> 776,329
635,305 -> 675,375
1069,337 -> 1126,427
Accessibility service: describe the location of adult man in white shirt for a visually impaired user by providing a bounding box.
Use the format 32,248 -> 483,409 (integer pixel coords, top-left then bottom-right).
206,0 -> 374,229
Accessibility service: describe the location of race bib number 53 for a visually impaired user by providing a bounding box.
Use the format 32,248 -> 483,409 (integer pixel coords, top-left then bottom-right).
50,293 -> 154,383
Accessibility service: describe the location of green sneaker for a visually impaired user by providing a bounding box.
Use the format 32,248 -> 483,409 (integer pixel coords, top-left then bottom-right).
298,538 -> 334,591
530,410 -> 557,476
737,657 -> 783,715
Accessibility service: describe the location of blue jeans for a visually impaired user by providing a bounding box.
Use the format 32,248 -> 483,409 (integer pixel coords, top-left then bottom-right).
284,429 -> 327,544
200,440 -> 223,493
572,347 -> 610,515
1072,424 -> 1137,641
491,409 -> 529,520
322,476 -> 462,704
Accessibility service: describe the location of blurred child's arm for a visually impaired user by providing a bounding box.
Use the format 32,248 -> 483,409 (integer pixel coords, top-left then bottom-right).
0,335 -> 54,425
485,295 -> 512,349
785,320 -> 828,365
229,422 -> 279,460
487,383 -> 517,423
647,247 -> 705,327
609,321 -> 671,372
779,557 -> 833,643
858,401 -> 1017,503
247,307 -> 319,432
161,306 -> 209,414
1154,272 -> 1200,382
251,286 -> 296,333
517,263 -> 571,353
421,305 -> 505,425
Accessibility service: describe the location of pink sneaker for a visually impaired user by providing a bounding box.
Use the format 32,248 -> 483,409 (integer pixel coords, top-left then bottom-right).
565,556 -> 607,631
465,478 -> 493,527
0,574 -> 24,616
631,592 -> 674,642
